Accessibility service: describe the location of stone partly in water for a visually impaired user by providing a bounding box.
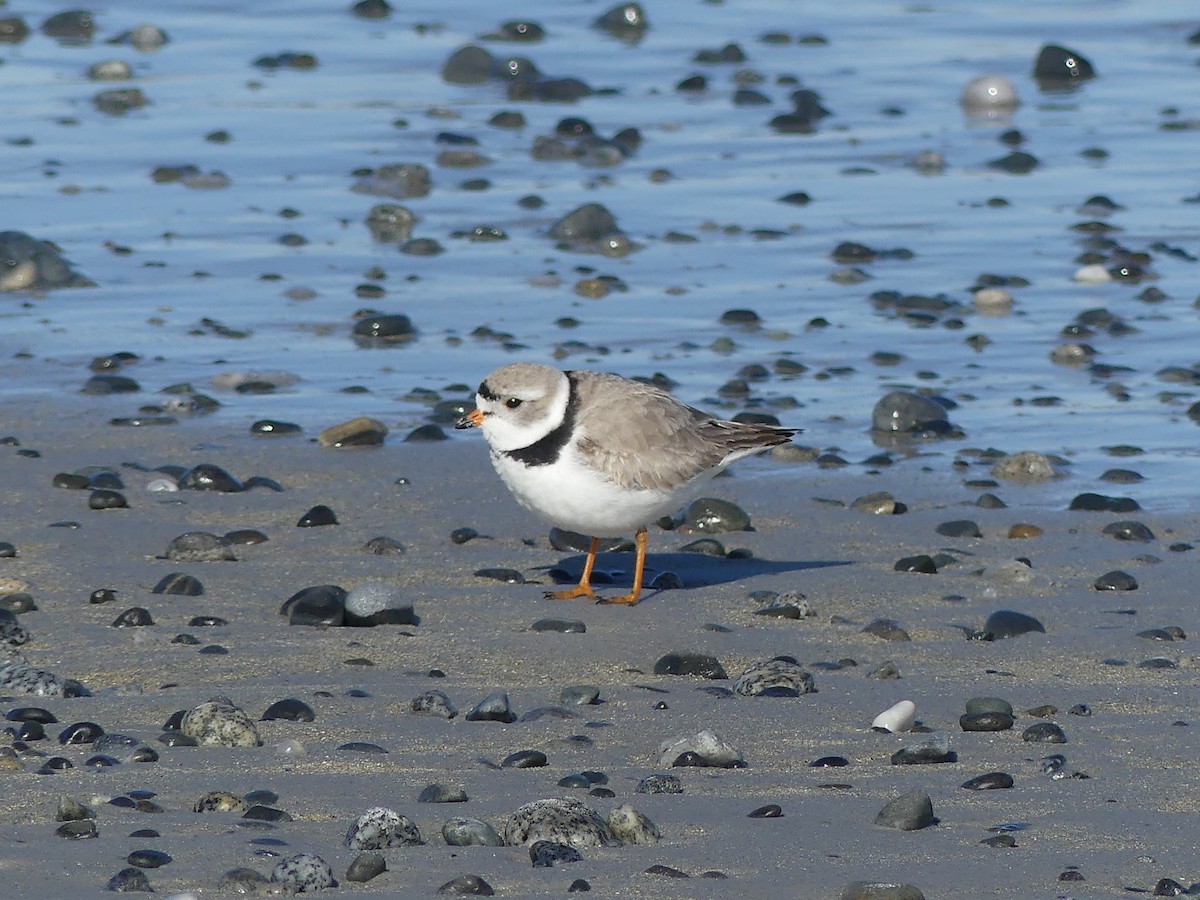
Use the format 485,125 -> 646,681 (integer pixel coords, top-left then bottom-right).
870,391 -> 958,438
0,231 -> 94,291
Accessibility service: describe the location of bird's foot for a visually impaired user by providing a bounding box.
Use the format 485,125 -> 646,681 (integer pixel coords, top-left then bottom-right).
597,591 -> 641,606
545,584 -> 599,601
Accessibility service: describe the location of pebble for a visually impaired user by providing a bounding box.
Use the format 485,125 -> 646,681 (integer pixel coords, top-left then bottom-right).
281,584 -> 346,626
297,504 -> 338,527
991,450 -> 1060,482
442,817 -> 504,846
982,609 -> 1046,639
1102,520 -> 1155,541
1023,722 -> 1067,743
261,698 -> 316,722
636,773 -> 683,794
177,463 -> 243,492
465,691 -> 516,723
437,874 -> 496,895
891,731 -> 955,765
652,651 -> 727,679
505,798 -> 617,848
0,661 -> 72,697
606,804 -> 660,844
345,807 -> 423,849
152,573 -> 203,596
560,685 -> 600,706
960,711 -> 1014,732
317,416 -> 388,448
871,391 -> 956,436
343,581 -> 417,626
271,853 -> 337,892
656,729 -> 744,768
679,497 -> 751,533
530,839 -> 584,867
840,882 -> 927,900
105,868 -> 152,892
193,791 -> 246,813
344,852 -> 386,883
862,618 -> 911,641
961,772 -> 1014,790
874,790 -> 936,830
411,690 -> 458,718
180,699 -> 262,747
733,656 -> 815,697
871,700 -> 916,733
501,749 -> 547,769
1095,570 -> 1138,590
531,618 -> 586,633
935,519 -> 981,538
164,532 -> 235,562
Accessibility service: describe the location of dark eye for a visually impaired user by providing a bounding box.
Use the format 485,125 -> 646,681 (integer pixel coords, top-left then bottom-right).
505,397 -> 523,409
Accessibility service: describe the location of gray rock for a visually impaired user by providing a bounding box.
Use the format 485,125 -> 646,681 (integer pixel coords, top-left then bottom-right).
180,699 -> 262,747
503,798 -> 618,848
465,691 -> 515,723
164,531 -> 235,561
991,450 -> 1061,482
442,816 -> 504,847
271,852 -> 337,892
871,391 -> 956,436
411,689 -> 458,718
656,729 -> 743,768
733,657 -> 815,697
874,790 -> 936,830
345,806 -> 423,849
841,881 -> 927,900
343,581 -> 417,626
606,804 -> 660,844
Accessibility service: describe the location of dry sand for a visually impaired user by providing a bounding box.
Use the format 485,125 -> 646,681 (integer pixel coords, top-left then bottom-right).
0,397 -> 1197,898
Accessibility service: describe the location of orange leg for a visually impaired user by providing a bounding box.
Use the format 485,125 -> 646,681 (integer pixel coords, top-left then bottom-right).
546,536 -> 600,601
602,527 -> 647,606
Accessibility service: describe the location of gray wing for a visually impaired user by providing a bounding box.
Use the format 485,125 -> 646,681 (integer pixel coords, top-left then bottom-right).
571,372 -> 796,491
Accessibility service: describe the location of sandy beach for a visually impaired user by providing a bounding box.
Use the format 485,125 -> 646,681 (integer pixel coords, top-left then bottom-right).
0,396 -> 1195,898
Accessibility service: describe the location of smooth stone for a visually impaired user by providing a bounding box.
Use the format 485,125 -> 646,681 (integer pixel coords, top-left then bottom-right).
411,690 -> 458,719
164,531 -> 235,562
656,729 -> 744,768
271,853 -> 337,892
345,852 -> 386,883
7,706 -> 56,724
281,584 -> 346,626
345,806 -> 423,849
261,698 -> 315,722
606,804 -> 660,844
871,391 -> 954,434
1069,493 -> 1139,513
297,504 -> 337,527
465,691 -> 516,723
442,817 -> 504,847
960,711 -> 1015,732
874,790 -> 936,831
991,451 -> 1060,482
473,567 -> 526,584
983,609 -> 1046,638
105,868 -> 152,892
111,607 -> 153,627
437,874 -> 496,895
56,820 -> 98,839
1023,722 -> 1067,743
862,618 -> 911,641
418,783 -> 468,804
531,618 -> 586,633
872,700 -> 916,733
961,772 -> 1014,790
652,652 -> 727,679
964,697 -> 1014,716
318,416 -> 388,448
748,804 -> 783,818
891,731 -> 955,765
88,489 -> 128,510
337,741 -> 387,753
151,572 -> 203,596
177,463 -> 242,492
502,749 -> 548,768
530,840 -> 583,867
809,756 -> 850,768
343,581 -> 417,626
59,721 -> 103,744
680,497 -> 751,533
127,848 -> 171,868
935,519 -> 982,538
733,656 -> 815,697
1102,520 -> 1155,541
548,202 -> 618,243
218,869 -> 272,892
1094,570 -> 1138,590
250,419 -> 302,437
636,773 -> 683,794
193,791 -> 246,813
560,685 -> 600,706
56,796 -> 95,821
894,554 -> 937,573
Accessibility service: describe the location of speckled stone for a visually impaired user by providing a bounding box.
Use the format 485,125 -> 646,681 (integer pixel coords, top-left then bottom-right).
606,804 -> 660,844
411,690 -> 458,718
180,699 -> 262,747
503,798 -> 618,848
271,853 -> 337,892
733,656 -> 816,697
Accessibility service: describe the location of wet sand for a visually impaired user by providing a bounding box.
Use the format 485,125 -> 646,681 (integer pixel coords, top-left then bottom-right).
0,397 -> 1196,897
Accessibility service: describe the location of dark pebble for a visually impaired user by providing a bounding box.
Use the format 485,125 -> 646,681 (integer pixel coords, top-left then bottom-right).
152,573 -> 203,596
652,652 -> 727,679
338,741 -> 388,753
465,691 -> 516,723
862,618 -> 911,641
250,419 -> 302,437
450,527 -> 479,544
87,489 -> 128,510
1069,492 -> 1139,512
961,772 -> 1014,790
127,848 -> 171,868
345,852 -> 386,884
473,567 -> 526,584
105,868 -> 152,892
261,699 -> 316,722
7,707 -> 57,724
894,554 -> 937,573
112,607 -> 154,627
960,712 -> 1015,732
59,722 -> 104,744
567,879 -> 591,893
645,864 -> 689,878
874,790 -> 936,831
636,773 -> 683,794
501,749 -> 547,768
530,840 -> 583,867
1094,570 -> 1138,590
1102,520 -> 1155,541
297,504 -> 338,527
1033,43 -> 1096,82
243,805 -> 292,822
1023,722 -> 1067,743
178,463 -> 243,492
983,609 -> 1046,638
417,783 -> 468,803
935,519 -> 982,538
281,584 -> 346,626
437,874 -> 495,896
748,804 -> 783,818
56,820 -> 98,839
531,618 -> 586,633
809,756 -> 849,768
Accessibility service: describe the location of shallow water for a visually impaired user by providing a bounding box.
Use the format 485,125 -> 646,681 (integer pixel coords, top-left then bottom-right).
3,0 -> 1199,507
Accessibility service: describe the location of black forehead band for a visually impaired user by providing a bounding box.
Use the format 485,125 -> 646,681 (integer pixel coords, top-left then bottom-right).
477,379 -> 499,401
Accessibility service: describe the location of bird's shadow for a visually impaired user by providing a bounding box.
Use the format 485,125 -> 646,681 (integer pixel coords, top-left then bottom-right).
544,550 -> 852,595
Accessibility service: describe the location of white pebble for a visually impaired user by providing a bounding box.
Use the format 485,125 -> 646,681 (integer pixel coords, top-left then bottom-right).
1072,263 -> 1112,284
960,75 -> 1019,114
972,287 -> 1013,315
872,699 -> 916,733
275,738 -> 307,756
146,478 -> 178,492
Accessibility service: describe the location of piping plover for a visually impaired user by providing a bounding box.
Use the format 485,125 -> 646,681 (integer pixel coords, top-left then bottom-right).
455,362 -> 798,605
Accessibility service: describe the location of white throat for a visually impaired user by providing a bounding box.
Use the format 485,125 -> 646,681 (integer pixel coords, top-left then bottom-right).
479,371 -> 570,452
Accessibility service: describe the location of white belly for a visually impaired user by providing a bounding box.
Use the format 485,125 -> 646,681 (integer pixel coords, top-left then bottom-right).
490,448 -> 708,536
